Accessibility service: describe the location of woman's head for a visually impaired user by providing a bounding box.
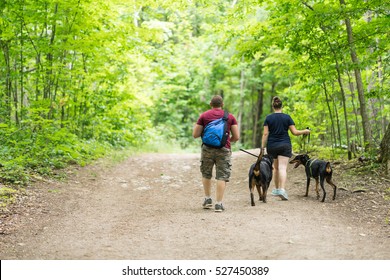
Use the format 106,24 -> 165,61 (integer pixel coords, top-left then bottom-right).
272,96 -> 283,110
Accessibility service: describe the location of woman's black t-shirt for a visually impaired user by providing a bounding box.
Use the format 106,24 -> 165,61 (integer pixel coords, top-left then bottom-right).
263,113 -> 295,148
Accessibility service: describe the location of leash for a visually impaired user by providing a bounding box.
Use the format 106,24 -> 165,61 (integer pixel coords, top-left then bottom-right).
239,148 -> 259,158
303,127 -> 311,153
306,127 -> 311,145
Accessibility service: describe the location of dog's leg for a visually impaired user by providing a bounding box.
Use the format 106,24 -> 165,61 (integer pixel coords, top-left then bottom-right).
320,177 -> 326,202
326,177 -> 337,200
315,178 -> 320,200
256,185 -> 262,202
250,178 -> 256,206
305,177 -> 310,197
262,184 -> 268,203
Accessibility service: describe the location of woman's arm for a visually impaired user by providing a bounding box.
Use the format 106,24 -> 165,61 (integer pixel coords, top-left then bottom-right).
289,125 -> 310,136
262,125 -> 269,150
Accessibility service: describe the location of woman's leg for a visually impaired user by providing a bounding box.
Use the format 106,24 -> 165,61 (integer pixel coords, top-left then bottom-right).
277,155 -> 290,189
273,158 -> 279,189
275,155 -> 289,200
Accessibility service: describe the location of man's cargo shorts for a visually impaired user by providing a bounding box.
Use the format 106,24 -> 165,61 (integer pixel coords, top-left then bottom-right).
200,145 -> 232,182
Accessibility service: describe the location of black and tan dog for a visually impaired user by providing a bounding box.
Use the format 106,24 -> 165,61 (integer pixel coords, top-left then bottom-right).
248,151 -> 273,206
289,154 -> 337,202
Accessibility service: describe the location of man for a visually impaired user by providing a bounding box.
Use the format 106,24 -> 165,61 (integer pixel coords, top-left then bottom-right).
192,95 -> 240,212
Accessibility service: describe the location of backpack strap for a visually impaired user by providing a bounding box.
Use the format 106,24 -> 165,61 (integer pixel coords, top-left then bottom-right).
222,110 -> 229,146
223,110 -> 229,120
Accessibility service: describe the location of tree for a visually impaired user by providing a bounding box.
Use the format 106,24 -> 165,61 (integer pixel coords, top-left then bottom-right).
379,123 -> 390,174
339,0 -> 372,150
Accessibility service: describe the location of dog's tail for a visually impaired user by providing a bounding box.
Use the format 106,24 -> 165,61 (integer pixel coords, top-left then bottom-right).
326,162 -> 332,174
253,149 -> 264,177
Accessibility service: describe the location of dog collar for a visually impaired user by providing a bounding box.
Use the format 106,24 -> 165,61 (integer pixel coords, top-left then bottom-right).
306,159 -> 317,177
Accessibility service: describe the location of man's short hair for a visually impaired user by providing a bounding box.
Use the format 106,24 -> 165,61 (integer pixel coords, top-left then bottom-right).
210,95 -> 223,108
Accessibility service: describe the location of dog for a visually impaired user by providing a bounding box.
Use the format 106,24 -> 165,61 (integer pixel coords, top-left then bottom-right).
248,151 -> 273,206
289,154 -> 337,202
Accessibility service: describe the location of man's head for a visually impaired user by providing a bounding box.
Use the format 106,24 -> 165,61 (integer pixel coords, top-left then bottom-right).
210,95 -> 223,108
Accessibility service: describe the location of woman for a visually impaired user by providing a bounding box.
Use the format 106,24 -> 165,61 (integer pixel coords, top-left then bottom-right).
261,96 -> 310,200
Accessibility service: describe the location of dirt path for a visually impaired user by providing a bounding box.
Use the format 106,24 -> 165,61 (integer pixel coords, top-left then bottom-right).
1,150 -> 389,260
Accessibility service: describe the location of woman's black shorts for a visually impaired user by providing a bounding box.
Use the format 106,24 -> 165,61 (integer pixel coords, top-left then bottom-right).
267,144 -> 292,158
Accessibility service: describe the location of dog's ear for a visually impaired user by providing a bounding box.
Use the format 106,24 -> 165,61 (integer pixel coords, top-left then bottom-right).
291,154 -> 298,159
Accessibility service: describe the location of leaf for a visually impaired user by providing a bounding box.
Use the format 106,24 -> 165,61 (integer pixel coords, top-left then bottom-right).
352,187 -> 367,193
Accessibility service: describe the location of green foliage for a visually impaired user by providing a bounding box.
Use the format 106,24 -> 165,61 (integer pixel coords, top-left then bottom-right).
0,187 -> 18,207
0,0 -> 389,193
0,123 -> 110,184
0,0 -> 156,188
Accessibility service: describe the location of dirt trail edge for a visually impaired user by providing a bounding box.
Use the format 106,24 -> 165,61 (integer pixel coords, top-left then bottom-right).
1,150 -> 389,260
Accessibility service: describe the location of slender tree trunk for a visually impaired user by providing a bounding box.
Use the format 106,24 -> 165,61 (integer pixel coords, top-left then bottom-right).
346,71 -> 362,146
331,90 -> 342,148
20,17 -> 25,121
379,123 -> 390,174
365,37 -> 381,143
340,0 -> 372,150
252,84 -> 264,148
303,1 -> 353,157
375,55 -> 387,138
1,41 -> 12,121
377,56 -> 386,136
13,60 -> 19,125
328,45 -> 352,158
270,82 -> 276,111
35,53 -> 41,101
322,82 -> 337,148
44,3 -> 58,100
237,66 -> 245,137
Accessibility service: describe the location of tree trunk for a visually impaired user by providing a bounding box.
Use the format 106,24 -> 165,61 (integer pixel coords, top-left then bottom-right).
331,91 -> 342,148
237,67 -> 245,138
340,0 -> 372,150
322,82 -> 337,148
19,16 -> 25,121
329,45 -> 352,159
0,41 -> 12,121
346,71 -> 362,146
44,3 -> 58,100
252,84 -> 264,148
379,123 -> 390,174
13,62 -> 20,125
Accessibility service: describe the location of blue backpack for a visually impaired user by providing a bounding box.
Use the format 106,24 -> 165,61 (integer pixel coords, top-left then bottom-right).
202,110 -> 229,148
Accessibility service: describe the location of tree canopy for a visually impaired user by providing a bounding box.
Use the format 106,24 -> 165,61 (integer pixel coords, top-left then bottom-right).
1,0 -> 389,184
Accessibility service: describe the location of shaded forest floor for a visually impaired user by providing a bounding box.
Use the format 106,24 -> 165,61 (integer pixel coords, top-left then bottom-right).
0,150 -> 389,259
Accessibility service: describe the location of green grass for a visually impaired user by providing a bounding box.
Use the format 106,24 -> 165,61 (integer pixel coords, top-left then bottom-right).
0,187 -> 18,207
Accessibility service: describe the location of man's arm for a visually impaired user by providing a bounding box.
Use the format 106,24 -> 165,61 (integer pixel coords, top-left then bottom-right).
230,124 -> 240,142
192,124 -> 203,138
